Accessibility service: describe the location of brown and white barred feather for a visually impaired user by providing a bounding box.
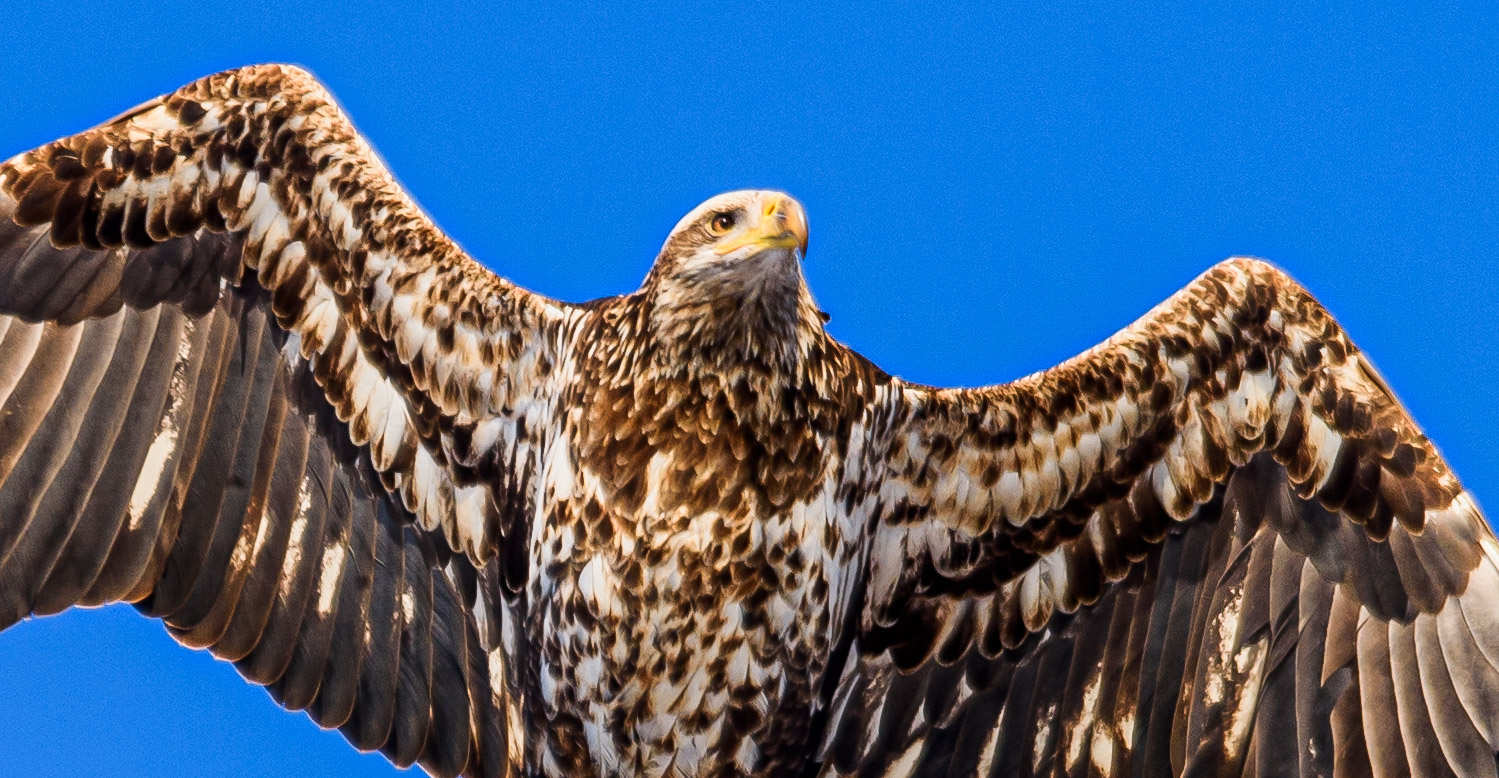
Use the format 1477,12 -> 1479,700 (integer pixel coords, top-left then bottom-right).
0,63 -> 579,566
0,64 -> 579,776
819,258 -> 1498,776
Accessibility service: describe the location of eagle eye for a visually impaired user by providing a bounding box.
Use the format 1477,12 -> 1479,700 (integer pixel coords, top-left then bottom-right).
708,211 -> 738,236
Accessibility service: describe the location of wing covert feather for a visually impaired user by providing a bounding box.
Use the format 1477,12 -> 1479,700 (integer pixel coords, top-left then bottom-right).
0,66 -> 559,775
819,258 -> 1498,777
0,64 -> 581,564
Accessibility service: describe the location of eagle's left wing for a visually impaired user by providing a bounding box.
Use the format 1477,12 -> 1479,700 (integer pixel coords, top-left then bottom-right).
817,258 -> 1498,777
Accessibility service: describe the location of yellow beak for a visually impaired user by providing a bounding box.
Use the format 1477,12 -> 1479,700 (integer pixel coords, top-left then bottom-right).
713,195 -> 809,257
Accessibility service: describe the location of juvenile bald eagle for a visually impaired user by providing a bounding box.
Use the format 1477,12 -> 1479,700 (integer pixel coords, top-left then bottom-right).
0,65 -> 1495,778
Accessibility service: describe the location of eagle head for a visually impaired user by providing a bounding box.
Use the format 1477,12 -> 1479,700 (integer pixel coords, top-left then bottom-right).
640,190 -> 823,362
646,190 -> 809,298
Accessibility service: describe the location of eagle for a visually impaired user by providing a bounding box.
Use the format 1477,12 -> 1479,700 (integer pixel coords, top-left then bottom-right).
0,64 -> 1495,778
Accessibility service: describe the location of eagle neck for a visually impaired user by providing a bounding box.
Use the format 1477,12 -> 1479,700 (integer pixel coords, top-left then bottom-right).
642,281 -> 823,382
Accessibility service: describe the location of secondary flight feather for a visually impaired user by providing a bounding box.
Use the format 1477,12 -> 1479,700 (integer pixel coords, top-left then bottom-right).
0,64 -> 1493,777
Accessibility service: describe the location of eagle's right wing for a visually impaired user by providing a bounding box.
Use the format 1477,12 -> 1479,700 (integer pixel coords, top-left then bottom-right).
0,65 -> 583,776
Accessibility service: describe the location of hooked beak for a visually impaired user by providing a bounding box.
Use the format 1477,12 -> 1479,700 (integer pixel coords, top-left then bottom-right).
713,195 -> 809,258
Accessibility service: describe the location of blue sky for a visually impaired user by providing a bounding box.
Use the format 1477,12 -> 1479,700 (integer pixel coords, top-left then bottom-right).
1,2 -> 1496,775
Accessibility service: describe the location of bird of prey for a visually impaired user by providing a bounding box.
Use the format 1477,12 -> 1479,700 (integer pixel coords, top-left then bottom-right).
0,64 -> 1495,778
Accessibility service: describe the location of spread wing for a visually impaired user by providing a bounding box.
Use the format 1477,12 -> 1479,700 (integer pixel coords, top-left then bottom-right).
818,258 -> 1498,777
0,65 -> 580,777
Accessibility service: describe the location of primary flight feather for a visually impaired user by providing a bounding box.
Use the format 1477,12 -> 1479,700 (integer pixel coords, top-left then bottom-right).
0,64 -> 1494,777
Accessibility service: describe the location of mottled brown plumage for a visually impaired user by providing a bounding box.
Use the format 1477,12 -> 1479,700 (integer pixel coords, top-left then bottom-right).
1,64 -> 1496,777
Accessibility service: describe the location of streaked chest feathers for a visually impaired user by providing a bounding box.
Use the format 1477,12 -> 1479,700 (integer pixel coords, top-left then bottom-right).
521,309 -> 866,775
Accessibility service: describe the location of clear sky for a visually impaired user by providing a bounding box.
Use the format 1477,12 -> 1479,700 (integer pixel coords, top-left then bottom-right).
1,2 -> 1496,775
